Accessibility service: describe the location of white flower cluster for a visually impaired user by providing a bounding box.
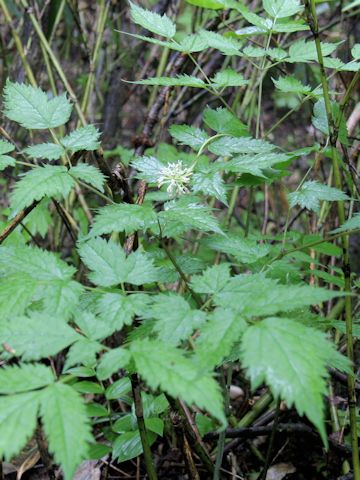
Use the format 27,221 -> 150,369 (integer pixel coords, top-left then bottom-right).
157,160 -> 193,197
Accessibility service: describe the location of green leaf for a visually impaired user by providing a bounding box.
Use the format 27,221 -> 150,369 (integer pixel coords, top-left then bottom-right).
74,310 -> 114,341
190,263 -> 231,294
332,213 -> 360,233
4,80 -> 72,129
203,107 -> 248,136
158,199 -> 223,237
0,313 -> 80,360
25,199 -> 52,238
224,152 -> 289,177
287,39 -> 339,63
61,125 -> 101,152
272,76 -> 311,94
0,139 -> 15,170
90,203 -> 157,236
129,1 -> 176,38
312,100 -> 348,145
203,235 -> 270,264
199,30 -> 242,55
41,383 -> 93,480
105,377 -> 132,400
69,164 -> 106,192
10,165 -> 75,213
210,68 -> 248,87
196,308 -> 247,368
0,391 -> 42,461
131,156 -> 164,182
263,0 -> 303,18
97,348 -> 131,380
64,339 -> 103,370
95,292 -> 150,330
186,0 -> 224,9
288,180 -> 349,213
0,274 -> 37,319
192,170 -> 227,204
78,237 -> 159,286
0,245 -> 82,319
240,317 -> 343,443
214,273 -> 342,316
208,136 -> 275,156
143,293 -> 206,346
169,125 -> 209,150
130,339 -> 226,425
177,33 -> 208,53
352,44 -> 360,60
72,381 -> 104,394
113,430 -> 157,463
0,364 -> 55,394
133,74 -> 206,88
23,143 -> 65,160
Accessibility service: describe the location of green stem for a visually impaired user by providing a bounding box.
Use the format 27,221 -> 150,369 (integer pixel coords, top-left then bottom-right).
306,2 -> 360,477
130,375 -> 158,480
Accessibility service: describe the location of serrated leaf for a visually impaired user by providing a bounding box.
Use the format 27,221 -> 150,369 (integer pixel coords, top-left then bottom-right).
74,310 -> 114,340
214,273 -> 342,316
0,274 -> 37,319
196,308 -> 247,368
0,364 -> 55,394
134,74 -> 206,88
178,33 -> 208,52
41,383 -> 93,480
169,125 -> 209,150
0,391 -> 42,461
203,235 -> 270,263
199,30 -> 242,55
224,152 -> 289,177
192,170 -> 227,204
90,203 -> 157,236
272,76 -> 311,94
263,0 -> 303,18
23,143 -> 65,160
332,213 -> 360,233
158,199 -> 223,237
130,339 -> 226,425
240,317 -> 344,443
61,125 -> 101,152
288,180 -> 349,213
0,245 -> 82,320
0,313 -> 80,360
97,348 -> 131,380
4,80 -> 72,129
143,293 -> 206,346
287,39 -> 339,63
95,292 -> 150,330
69,164 -> 106,192
78,237 -> 159,286
10,165 -> 75,213
208,136 -> 275,156
0,139 -> 15,170
204,107 -> 248,136
210,68 -> 248,87
190,263 -> 231,294
64,339 -> 103,370
131,156 -> 164,182
129,1 -> 176,38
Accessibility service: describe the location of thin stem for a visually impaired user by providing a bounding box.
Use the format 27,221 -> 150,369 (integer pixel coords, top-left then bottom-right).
130,375 -> 158,480
306,2 -> 360,477
258,400 -> 281,480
